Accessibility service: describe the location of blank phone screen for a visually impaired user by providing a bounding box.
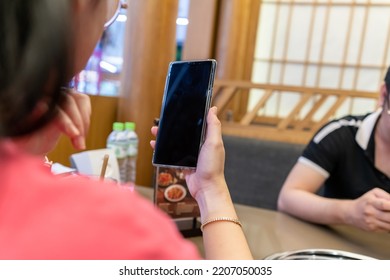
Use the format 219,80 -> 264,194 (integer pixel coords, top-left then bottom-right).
153,60 -> 215,168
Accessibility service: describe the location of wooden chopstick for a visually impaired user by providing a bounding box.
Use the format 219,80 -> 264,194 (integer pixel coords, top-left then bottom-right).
100,154 -> 109,180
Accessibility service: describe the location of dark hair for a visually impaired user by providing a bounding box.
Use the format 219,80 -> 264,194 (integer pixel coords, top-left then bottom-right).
0,0 -> 72,137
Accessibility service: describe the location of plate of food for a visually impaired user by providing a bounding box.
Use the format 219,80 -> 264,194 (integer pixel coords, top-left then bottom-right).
164,184 -> 187,202
157,172 -> 174,187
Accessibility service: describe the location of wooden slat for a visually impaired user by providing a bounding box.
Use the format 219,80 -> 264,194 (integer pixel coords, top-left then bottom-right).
350,2 -> 370,114
212,86 -> 237,114
352,1 -> 370,90
294,95 -> 328,131
212,80 -> 377,144
221,122 -> 313,144
214,80 -> 377,98
312,95 -> 348,132
314,0 -> 331,87
266,0 -> 281,83
277,93 -> 312,130
338,0 -> 355,90
254,58 -> 387,71
253,116 -> 281,126
301,0 -> 318,86
276,0 -> 296,116
240,89 -> 273,125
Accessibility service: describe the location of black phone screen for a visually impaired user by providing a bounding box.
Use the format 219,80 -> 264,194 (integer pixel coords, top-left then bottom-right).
153,60 -> 216,168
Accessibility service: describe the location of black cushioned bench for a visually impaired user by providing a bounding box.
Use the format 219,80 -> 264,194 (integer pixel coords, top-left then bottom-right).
223,135 -> 305,210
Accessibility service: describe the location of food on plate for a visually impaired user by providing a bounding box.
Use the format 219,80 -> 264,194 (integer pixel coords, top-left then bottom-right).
158,172 -> 173,187
164,184 -> 186,202
167,187 -> 184,199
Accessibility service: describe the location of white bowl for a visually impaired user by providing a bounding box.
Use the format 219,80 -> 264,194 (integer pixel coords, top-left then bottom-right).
164,184 -> 187,202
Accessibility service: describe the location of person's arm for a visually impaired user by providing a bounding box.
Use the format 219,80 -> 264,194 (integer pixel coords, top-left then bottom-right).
151,107 -> 253,259
186,107 -> 252,259
277,162 -> 346,224
193,179 -> 253,259
278,161 -> 390,232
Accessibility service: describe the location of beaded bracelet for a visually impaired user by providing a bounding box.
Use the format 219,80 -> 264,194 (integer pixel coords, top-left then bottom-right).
200,217 -> 242,232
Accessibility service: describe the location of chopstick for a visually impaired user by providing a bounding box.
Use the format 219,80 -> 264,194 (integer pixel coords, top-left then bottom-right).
100,154 -> 109,181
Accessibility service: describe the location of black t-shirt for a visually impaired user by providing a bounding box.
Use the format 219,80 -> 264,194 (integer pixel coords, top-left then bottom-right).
300,111 -> 390,199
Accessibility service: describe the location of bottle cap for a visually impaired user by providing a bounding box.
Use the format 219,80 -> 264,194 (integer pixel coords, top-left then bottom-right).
113,122 -> 124,131
125,122 -> 136,131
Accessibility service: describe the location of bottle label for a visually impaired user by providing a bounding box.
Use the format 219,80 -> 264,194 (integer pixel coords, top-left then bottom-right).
107,143 -> 127,159
127,141 -> 138,157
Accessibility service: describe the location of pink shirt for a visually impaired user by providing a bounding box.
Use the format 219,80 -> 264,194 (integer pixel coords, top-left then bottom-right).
0,144 -> 200,259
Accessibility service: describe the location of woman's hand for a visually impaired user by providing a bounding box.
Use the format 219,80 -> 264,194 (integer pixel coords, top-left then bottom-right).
183,107 -> 226,200
150,107 -> 226,199
151,107 -> 253,259
151,107 -> 230,217
346,188 -> 390,232
12,90 -> 91,155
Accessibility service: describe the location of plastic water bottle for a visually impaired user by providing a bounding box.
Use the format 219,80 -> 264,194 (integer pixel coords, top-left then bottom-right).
124,122 -> 138,187
106,122 -> 128,184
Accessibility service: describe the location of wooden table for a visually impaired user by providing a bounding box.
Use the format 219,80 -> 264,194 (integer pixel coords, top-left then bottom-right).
136,186 -> 390,260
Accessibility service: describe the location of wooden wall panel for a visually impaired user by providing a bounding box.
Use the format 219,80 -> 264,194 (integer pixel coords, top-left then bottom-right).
214,0 -> 261,120
117,0 -> 179,187
181,0 -> 219,60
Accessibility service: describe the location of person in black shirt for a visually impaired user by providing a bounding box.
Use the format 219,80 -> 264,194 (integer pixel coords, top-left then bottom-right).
278,67 -> 390,232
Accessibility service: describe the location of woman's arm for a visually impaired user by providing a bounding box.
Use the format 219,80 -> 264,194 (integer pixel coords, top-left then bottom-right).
277,162 -> 390,232
151,107 -> 253,259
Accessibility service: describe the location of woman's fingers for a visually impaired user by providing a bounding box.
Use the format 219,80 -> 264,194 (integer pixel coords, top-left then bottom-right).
54,90 -> 91,150
71,91 -> 91,136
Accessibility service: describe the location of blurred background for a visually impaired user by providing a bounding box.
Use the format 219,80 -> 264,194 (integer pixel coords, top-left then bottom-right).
49,0 -> 390,188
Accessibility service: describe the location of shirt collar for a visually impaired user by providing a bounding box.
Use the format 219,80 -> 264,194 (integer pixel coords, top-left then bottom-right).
355,109 -> 381,151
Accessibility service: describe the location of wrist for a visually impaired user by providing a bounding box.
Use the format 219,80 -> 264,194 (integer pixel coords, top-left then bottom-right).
200,217 -> 242,232
338,200 -> 355,226
194,179 -> 237,223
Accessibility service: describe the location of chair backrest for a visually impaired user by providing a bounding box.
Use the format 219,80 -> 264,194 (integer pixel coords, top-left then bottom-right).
70,149 -> 120,182
223,135 -> 304,210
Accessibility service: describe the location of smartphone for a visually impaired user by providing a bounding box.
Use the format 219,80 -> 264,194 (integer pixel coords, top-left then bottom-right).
152,59 -> 217,169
